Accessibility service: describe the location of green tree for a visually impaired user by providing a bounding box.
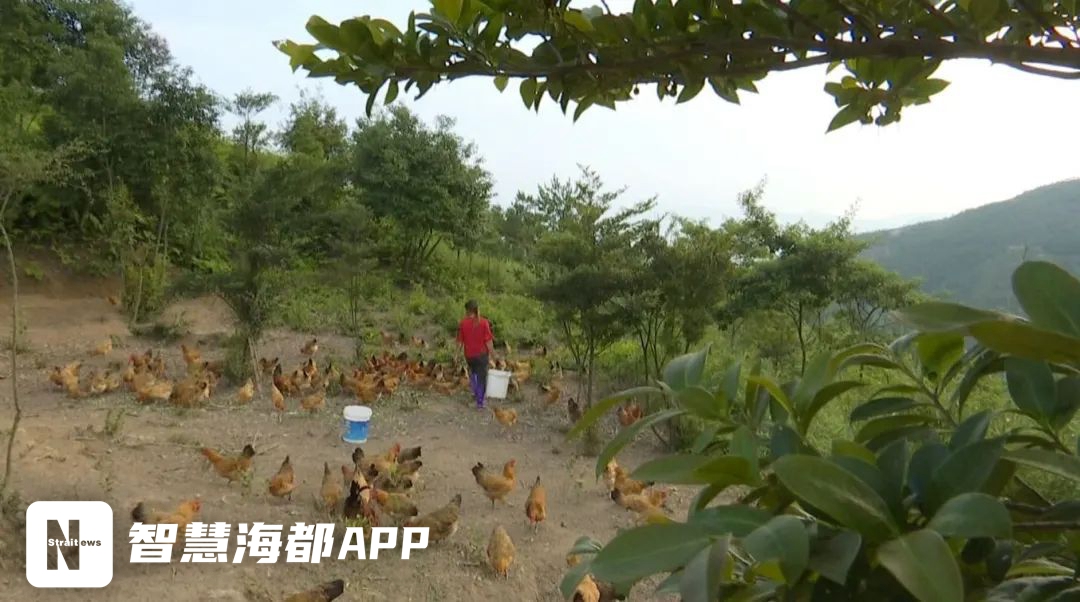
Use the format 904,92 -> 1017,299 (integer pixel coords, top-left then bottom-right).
279,1 -> 1080,130
229,90 -> 278,178
528,167 -> 655,418
350,106 -> 491,275
723,191 -> 879,373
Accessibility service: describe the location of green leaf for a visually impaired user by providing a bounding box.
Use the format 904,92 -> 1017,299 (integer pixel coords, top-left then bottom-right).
744,516 -> 810,584
968,320 -> 1080,366
589,523 -> 711,585
679,537 -> 729,602
721,361 -> 741,404
800,380 -> 864,433
927,437 -> 1005,512
877,439 -> 910,520
493,75 -> 508,92
678,76 -> 706,104
855,414 -> 934,445
826,104 -> 864,132
664,347 -> 710,392
594,409 -> 686,478
691,505 -> 771,537
915,333 -> 965,378
677,386 -> 725,420
794,353 -> 833,408
1012,261 -> 1080,338
949,410 -> 992,449
1004,448 -> 1080,484
928,493 -> 1012,539
772,455 -> 898,542
730,426 -> 759,476
896,301 -> 1000,332
908,442 -> 949,505
567,385 -> 662,439
1006,357 -> 1057,420
384,80 -> 399,104
305,16 -> 343,48
519,78 -> 537,109
850,397 -> 923,422
568,535 -> 603,556
749,375 -> 794,417
564,9 -> 595,32
433,0 -> 463,23
876,530 -> 964,602
832,439 -> 877,465
631,454 -> 753,486
1052,376 -> 1080,430
839,353 -> 904,372
808,530 -> 862,585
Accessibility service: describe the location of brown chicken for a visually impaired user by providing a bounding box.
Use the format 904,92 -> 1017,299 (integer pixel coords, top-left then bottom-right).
541,383 -> 562,405
259,357 -> 279,375
269,455 -> 298,500
301,384 -> 326,413
107,294 -> 120,307
136,379 -> 173,404
611,489 -> 667,524
91,338 -> 112,356
568,397 -> 582,424
617,403 -> 644,427
410,335 -> 428,349
398,445 -> 422,463
472,460 -> 516,508
492,407 -> 518,429
283,578 -> 345,602
181,343 -> 201,368
487,524 -> 515,580
573,574 -> 601,602
343,482 -> 379,525
320,462 -> 343,513
271,382 -> 286,413
300,338 -> 319,356
201,444 -> 256,482
403,494 -> 461,544
302,357 -> 318,381
602,460 -> 620,493
87,370 -> 108,396
525,475 -> 547,530
380,330 -> 397,347
371,487 -> 419,520
169,379 -> 210,408
235,378 -> 255,404
131,499 -> 202,531
613,465 -> 653,496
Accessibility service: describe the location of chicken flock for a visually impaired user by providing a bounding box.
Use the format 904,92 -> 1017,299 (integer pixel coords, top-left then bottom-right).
45,331 -> 658,601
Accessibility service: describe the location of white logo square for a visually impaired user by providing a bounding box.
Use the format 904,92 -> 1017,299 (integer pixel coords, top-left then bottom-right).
25,501 -> 113,588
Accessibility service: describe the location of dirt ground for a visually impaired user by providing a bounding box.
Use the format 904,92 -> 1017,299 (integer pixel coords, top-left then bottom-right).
0,285 -> 688,601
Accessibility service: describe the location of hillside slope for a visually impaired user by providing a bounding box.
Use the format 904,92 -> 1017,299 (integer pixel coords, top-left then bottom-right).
863,179 -> 1080,310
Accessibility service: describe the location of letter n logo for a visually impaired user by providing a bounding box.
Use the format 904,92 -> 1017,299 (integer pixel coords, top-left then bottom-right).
46,519 -> 80,570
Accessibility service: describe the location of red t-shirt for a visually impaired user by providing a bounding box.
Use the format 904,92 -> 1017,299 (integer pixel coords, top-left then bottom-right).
457,316 -> 493,359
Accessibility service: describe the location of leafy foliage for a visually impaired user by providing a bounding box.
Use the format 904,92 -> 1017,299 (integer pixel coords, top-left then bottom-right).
567,260 -> 1080,601
279,0 -> 1080,129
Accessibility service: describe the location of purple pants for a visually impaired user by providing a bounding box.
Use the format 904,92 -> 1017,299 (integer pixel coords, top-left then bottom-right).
466,354 -> 488,408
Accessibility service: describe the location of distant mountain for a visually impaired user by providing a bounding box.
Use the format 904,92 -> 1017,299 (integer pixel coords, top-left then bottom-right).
863,179 -> 1080,311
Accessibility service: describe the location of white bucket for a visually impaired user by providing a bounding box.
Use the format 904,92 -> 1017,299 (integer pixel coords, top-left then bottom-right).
486,370 -> 511,400
342,405 -> 372,444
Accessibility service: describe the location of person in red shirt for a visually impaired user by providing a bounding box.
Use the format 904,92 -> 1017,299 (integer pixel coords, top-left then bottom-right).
457,299 -> 494,409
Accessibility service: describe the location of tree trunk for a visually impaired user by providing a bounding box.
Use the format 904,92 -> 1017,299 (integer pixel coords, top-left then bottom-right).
795,302 -> 807,375
0,203 -> 22,497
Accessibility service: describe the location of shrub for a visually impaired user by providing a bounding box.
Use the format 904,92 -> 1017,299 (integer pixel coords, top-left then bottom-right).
564,261 -> 1080,602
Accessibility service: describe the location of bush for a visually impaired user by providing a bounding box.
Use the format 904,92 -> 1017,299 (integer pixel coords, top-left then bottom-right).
563,261 -> 1080,602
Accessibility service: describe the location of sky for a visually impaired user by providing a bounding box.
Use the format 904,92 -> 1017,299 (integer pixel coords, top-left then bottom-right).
127,0 -> 1080,231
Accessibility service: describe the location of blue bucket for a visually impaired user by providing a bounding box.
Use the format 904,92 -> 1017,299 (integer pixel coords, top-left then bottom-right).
343,405 -> 372,444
